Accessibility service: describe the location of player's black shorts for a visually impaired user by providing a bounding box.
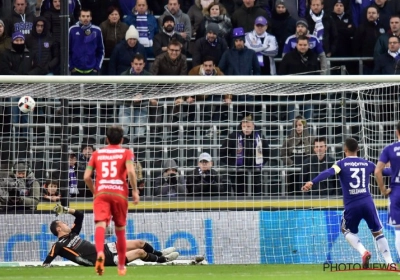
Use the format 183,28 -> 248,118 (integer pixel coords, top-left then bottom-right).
103,242 -> 128,266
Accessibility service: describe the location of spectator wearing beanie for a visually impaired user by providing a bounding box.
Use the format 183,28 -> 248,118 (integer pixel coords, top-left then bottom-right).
0,31 -> 43,75
245,16 -> 278,75
270,0 -> 297,57
158,0 -> 192,42
123,0 -> 159,58
153,14 -> 187,56
282,19 -> 327,74
0,31 -> 43,136
192,22 -> 228,67
108,25 -> 147,75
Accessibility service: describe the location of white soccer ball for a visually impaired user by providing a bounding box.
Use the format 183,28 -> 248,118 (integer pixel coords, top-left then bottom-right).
18,96 -> 36,113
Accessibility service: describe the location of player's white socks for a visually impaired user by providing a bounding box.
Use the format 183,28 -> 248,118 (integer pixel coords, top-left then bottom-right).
344,232 -> 367,255
375,234 -> 393,264
395,229 -> 400,260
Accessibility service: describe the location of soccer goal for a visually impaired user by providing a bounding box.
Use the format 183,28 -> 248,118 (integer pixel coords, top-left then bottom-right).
0,75 -> 399,266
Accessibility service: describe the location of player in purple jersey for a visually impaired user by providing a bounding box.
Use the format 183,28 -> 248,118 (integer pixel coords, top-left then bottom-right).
375,121 -> 400,261
303,138 -> 395,268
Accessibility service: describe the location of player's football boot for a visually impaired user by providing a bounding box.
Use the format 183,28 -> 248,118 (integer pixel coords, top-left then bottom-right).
362,251 -> 371,269
95,252 -> 105,276
165,252 -> 179,262
117,266 -> 127,276
161,247 -> 176,256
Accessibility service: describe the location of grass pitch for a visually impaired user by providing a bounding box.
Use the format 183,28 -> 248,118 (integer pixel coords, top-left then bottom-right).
1,265 -> 400,280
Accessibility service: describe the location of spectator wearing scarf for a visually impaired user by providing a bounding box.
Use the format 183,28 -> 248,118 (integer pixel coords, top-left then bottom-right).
123,0 -> 159,58
305,0 -> 338,57
245,16 -> 278,75
220,114 -> 270,195
374,35 -> 400,75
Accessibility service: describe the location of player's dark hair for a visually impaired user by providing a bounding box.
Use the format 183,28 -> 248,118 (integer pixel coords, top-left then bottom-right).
345,138 -> 358,153
397,121 -> 400,133
50,220 -> 60,236
106,125 -> 124,145
314,136 -> 326,145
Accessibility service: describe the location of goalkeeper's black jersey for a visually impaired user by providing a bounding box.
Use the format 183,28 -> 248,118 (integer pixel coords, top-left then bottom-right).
43,211 -> 97,266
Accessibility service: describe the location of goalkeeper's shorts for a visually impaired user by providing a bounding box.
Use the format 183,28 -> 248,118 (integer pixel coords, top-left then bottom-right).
104,242 -> 128,266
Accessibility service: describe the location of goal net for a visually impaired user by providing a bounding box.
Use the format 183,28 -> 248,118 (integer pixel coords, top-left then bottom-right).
0,75 -> 399,266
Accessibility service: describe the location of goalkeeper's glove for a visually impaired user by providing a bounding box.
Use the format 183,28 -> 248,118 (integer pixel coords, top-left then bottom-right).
53,204 -> 69,217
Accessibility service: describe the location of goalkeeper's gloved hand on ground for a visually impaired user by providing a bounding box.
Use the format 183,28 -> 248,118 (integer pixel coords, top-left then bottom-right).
53,204 -> 69,217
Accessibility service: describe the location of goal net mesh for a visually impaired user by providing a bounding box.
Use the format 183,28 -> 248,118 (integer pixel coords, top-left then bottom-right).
0,77 -> 399,265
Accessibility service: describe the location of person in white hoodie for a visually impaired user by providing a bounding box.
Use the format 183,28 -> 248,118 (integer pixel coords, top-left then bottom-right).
245,16 -> 278,75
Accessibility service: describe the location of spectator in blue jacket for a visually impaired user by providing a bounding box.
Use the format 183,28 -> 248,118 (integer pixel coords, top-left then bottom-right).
218,27 -> 260,75
219,27 -> 260,119
69,9 -> 104,75
123,0 -> 159,58
108,25 -> 147,75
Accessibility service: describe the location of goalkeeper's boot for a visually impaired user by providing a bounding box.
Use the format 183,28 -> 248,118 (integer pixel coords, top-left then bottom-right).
95,252 -> 105,276
117,265 -> 127,276
165,252 -> 179,262
362,251 -> 371,269
161,247 -> 176,256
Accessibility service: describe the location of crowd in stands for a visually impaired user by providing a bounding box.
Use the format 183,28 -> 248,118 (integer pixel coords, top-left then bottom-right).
1,0 -> 400,76
1,0 -> 400,210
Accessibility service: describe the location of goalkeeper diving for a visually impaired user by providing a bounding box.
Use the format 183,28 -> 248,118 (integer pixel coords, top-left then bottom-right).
42,204 -> 179,267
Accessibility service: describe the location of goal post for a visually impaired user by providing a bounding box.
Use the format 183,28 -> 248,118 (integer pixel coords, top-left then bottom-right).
0,75 -> 399,266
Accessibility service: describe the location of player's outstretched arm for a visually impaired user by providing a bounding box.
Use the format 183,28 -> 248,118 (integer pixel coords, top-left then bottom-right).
42,243 -> 61,267
375,161 -> 391,196
83,167 -> 95,194
302,167 -> 336,192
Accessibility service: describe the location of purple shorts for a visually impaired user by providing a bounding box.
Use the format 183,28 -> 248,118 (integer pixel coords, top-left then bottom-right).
341,200 -> 382,234
389,195 -> 400,226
